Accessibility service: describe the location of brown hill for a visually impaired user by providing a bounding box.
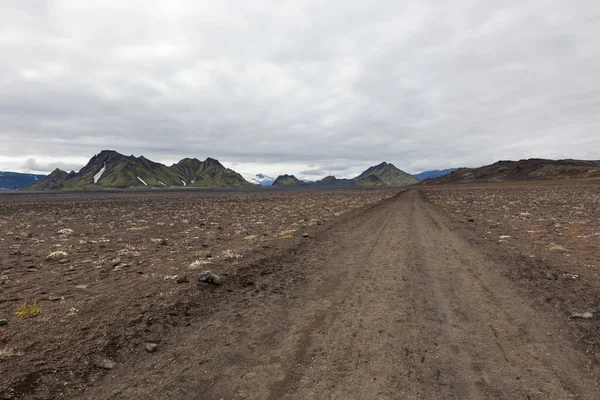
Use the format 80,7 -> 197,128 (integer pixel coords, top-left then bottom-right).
421,159 -> 600,185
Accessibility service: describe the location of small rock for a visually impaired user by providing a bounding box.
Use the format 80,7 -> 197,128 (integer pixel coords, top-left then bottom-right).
546,273 -> 558,281
58,258 -> 69,264
467,218 -> 475,223
75,284 -> 89,289
145,343 -> 158,353
0,319 -> 8,326
570,311 -> 595,319
48,296 -> 62,302
197,270 -> 222,285
94,358 -> 116,370
554,227 -> 564,233
302,233 -> 309,238
176,275 -> 189,284
261,244 -> 271,249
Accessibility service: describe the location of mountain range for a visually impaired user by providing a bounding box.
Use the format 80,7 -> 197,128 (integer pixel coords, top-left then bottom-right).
420,159 -> 600,184
26,150 -> 253,190
412,169 -> 455,181
271,162 -> 419,188
0,171 -> 47,190
23,151 -> 420,190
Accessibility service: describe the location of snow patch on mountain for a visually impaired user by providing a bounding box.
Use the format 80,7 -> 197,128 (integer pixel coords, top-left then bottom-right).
242,173 -> 275,186
137,176 -> 148,186
93,164 -> 106,183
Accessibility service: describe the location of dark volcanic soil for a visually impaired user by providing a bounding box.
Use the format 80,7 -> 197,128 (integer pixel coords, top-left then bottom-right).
2,185 -> 600,399
0,189 -> 398,399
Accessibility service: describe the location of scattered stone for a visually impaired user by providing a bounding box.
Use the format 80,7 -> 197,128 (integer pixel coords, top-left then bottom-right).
546,273 -> 558,281
48,296 -> 62,302
302,233 -> 309,238
197,270 -> 222,285
75,284 -> 89,289
176,275 -> 189,284
145,343 -> 158,353
94,358 -> 116,370
554,227 -> 564,233
467,218 -> 475,223
570,311 -> 595,319
0,319 -> 8,326
261,244 -> 271,249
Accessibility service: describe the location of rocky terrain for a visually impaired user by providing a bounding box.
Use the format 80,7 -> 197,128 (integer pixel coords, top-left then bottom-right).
425,183 -> 600,363
0,188 -> 399,398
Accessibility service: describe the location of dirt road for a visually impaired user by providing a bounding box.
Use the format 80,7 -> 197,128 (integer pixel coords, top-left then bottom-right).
82,190 -> 600,399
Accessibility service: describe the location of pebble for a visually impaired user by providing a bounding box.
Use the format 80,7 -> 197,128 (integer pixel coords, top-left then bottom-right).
546,273 -> 558,280
75,284 -> 89,289
0,319 -> 8,326
145,343 -> 158,353
197,270 -> 222,285
261,244 -> 271,249
176,275 -> 189,284
302,233 -> 309,238
94,358 -> 116,370
570,311 -> 595,319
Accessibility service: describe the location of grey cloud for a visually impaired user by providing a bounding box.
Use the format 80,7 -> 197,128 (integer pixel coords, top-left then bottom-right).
1,0 -> 600,177
22,158 -> 84,174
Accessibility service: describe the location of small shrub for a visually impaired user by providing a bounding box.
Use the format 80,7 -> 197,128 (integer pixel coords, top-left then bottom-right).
17,300 -> 41,318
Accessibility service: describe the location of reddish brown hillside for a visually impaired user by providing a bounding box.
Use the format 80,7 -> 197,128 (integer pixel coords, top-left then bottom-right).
421,159 -> 600,184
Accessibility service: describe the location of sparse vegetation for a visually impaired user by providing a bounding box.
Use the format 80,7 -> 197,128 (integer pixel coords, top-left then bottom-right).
17,300 -> 41,318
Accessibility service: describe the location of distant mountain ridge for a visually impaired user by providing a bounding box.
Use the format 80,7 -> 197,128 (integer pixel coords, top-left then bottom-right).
26,150 -> 253,190
0,171 -> 47,190
412,169 -> 455,181
420,159 -> 600,185
272,162 -> 418,188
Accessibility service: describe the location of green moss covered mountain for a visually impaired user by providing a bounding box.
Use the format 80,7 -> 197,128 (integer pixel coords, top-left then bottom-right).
354,162 -> 418,187
26,150 -> 253,190
272,162 -> 418,188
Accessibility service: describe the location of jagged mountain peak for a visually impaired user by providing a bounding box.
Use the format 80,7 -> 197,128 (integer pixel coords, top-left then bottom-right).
27,151 -> 253,190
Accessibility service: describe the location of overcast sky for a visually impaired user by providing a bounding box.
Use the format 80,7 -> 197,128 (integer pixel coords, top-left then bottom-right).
1,0 -> 599,179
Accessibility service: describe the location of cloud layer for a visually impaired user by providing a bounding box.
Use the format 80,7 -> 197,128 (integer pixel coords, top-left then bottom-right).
2,0 -> 600,178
